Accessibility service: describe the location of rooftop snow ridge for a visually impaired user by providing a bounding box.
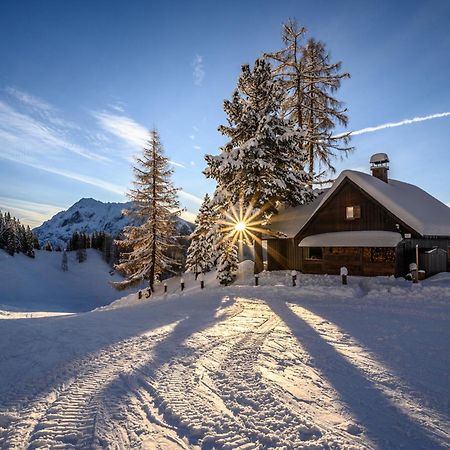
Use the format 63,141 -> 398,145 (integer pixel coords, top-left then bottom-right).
270,170 -> 450,238
321,170 -> 450,236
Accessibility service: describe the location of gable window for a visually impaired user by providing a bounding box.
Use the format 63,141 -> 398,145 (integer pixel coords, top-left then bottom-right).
346,205 -> 361,220
305,247 -> 323,260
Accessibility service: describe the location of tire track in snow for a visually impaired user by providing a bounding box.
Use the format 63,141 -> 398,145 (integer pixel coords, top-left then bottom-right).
136,298 -> 332,448
210,308 -> 325,448
2,327 -> 171,449
290,304 -> 450,448
131,302 -> 262,449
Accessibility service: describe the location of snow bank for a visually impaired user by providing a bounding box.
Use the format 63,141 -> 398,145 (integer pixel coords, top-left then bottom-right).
0,272 -> 449,449
0,249 -> 141,312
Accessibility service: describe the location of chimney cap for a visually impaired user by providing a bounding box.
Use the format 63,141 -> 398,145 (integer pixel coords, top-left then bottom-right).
370,153 -> 389,166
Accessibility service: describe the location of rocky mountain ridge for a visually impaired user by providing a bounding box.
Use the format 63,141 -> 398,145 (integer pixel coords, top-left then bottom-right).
33,198 -> 194,248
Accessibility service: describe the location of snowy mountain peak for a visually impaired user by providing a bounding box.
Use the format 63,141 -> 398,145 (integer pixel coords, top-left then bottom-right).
33,198 -> 194,248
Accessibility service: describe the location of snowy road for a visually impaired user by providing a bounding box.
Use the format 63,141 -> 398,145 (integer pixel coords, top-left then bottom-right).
0,275 -> 449,449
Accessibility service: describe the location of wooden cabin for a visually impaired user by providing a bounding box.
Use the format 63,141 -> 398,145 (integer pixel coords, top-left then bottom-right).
265,154 -> 450,277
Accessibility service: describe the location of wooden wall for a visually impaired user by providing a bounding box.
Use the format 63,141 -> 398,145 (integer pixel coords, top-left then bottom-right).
397,238 -> 450,274
297,178 -> 418,240
266,177 -> 434,276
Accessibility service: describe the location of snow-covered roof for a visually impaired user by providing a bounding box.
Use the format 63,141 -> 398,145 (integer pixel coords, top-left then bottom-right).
266,190 -> 328,238
298,231 -> 403,247
314,171 -> 450,236
266,170 -> 450,238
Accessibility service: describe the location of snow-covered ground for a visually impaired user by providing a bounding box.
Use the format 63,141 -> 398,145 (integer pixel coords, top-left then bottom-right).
0,266 -> 449,449
0,249 -> 142,313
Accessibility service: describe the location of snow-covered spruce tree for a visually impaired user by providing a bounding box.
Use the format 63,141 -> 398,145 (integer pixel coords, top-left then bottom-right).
265,19 -> 352,181
216,234 -> 239,285
113,130 -> 180,291
185,193 -> 216,276
204,58 -> 313,273
24,226 -> 35,257
0,211 -> 37,257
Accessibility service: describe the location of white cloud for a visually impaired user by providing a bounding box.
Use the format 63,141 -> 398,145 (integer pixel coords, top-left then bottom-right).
5,86 -> 79,129
94,111 -> 186,168
109,103 -> 125,113
94,111 -> 148,148
338,112 -> 450,138
193,145 -> 201,150
5,86 -> 54,113
178,190 -> 203,205
169,160 -> 186,168
0,100 -> 108,163
0,196 -> 65,228
2,154 -> 126,196
189,135 -> 195,140
34,164 -> 126,196
190,161 -> 196,166
193,54 -> 205,86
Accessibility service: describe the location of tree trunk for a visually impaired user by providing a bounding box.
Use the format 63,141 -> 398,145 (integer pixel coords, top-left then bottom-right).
149,142 -> 157,292
254,231 -> 264,274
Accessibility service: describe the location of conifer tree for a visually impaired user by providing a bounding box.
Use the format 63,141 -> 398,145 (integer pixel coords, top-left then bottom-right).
61,249 -> 68,271
25,226 -> 35,257
0,211 -> 38,256
76,246 -> 87,263
265,19 -> 352,181
205,58 -> 312,273
185,194 -> 216,275
216,235 -> 239,285
301,38 -> 351,178
0,213 -> 5,246
114,129 -> 181,291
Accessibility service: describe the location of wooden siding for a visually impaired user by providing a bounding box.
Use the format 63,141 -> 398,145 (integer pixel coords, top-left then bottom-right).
282,246 -> 396,276
397,238 -> 450,274
266,177 -> 446,276
266,177 -> 450,276
296,178 -> 418,241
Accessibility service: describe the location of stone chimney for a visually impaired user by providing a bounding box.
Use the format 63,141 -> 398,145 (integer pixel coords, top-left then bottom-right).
370,153 -> 389,183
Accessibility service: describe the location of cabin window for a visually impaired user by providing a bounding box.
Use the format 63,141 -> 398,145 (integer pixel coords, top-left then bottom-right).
346,205 -> 361,220
365,247 -> 396,263
305,247 -> 323,260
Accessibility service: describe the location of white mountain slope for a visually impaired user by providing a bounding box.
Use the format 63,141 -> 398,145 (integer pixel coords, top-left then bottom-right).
0,269 -> 449,449
0,249 -> 141,313
33,198 -> 195,248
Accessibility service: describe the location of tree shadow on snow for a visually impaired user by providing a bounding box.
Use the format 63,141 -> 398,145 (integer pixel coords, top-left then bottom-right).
0,292 -> 234,412
267,298 -> 445,449
92,294 -> 238,446
297,301 -> 450,420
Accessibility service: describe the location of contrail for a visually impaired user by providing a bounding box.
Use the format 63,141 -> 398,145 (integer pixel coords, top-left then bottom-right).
335,112 -> 450,138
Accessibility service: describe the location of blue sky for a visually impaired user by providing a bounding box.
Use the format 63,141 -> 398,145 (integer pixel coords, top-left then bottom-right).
1,0 -> 449,227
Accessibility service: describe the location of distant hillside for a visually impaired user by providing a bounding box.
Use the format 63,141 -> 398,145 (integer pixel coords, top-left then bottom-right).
33,198 -> 195,248
0,249 -> 141,312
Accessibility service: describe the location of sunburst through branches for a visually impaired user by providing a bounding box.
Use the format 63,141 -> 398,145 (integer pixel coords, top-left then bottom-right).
217,201 -> 266,247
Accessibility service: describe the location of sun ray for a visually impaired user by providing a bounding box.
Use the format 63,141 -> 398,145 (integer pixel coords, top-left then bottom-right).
215,199 -> 272,247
